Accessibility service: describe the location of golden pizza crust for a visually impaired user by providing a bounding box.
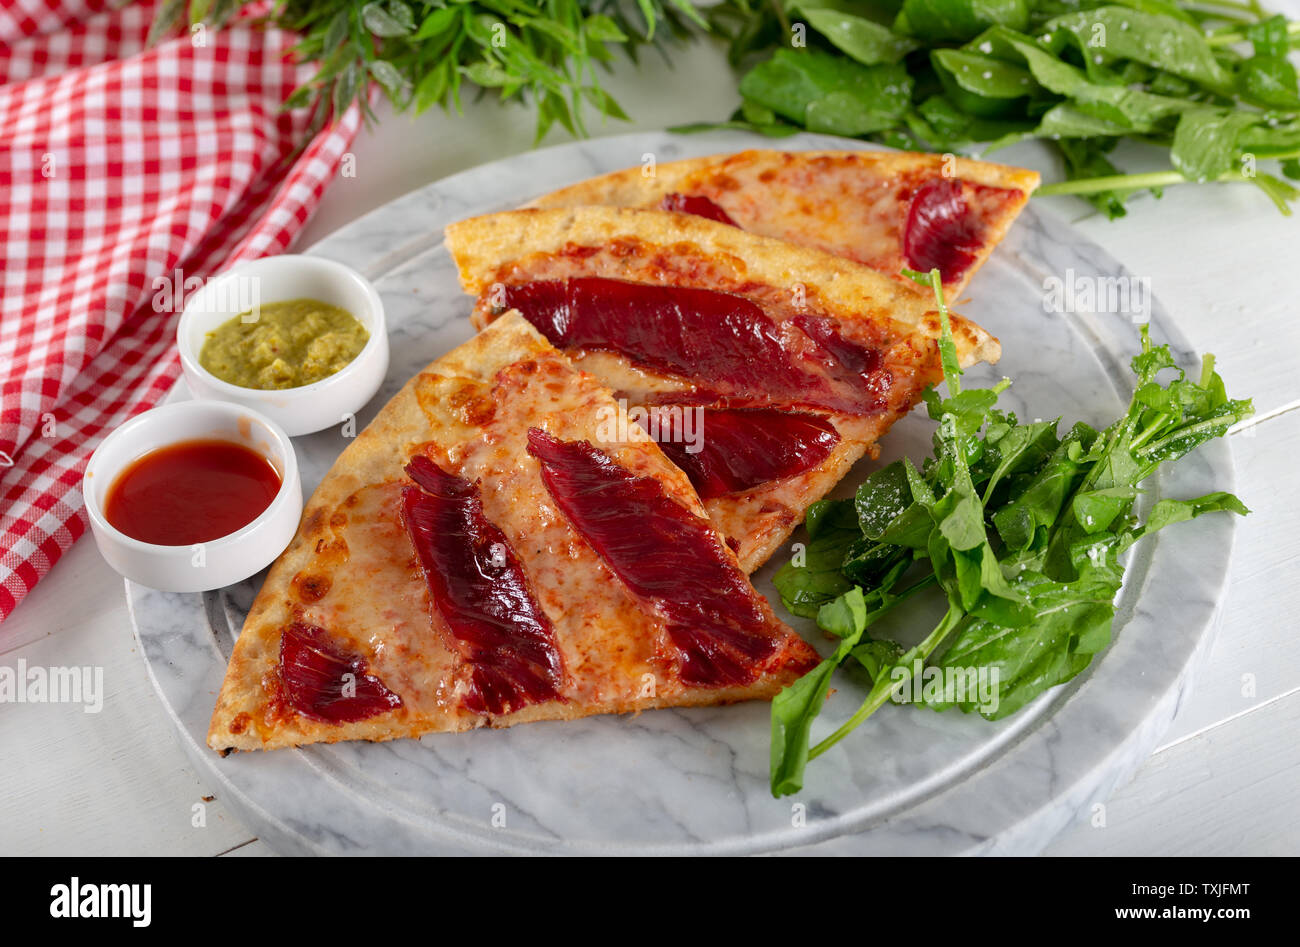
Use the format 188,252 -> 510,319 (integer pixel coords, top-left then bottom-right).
526,148 -> 1039,297
209,314 -> 817,753
444,205 -> 999,367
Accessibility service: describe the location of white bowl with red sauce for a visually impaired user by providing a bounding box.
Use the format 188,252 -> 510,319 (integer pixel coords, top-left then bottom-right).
84,401 -> 303,592
176,255 -> 389,437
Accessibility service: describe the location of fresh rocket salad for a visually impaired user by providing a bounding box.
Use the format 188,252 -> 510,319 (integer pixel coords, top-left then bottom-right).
696,0 -> 1300,217
768,269 -> 1252,797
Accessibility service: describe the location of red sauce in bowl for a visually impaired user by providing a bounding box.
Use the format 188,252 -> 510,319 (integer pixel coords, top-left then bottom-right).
104,439 -> 282,546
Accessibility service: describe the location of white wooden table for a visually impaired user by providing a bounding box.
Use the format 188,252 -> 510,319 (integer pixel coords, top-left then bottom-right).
3,26 -> 1298,857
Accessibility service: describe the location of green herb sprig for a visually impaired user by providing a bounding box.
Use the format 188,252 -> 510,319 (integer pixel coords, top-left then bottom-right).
768,267 -> 1252,797
696,0 -> 1300,217
147,1 -> 705,141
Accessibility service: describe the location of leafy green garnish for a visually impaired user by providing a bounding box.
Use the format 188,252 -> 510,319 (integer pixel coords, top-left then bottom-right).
702,0 -> 1300,217
768,268 -> 1251,796
145,0 -> 704,141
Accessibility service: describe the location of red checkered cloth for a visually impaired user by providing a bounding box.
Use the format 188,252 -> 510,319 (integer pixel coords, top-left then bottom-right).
0,0 -> 362,622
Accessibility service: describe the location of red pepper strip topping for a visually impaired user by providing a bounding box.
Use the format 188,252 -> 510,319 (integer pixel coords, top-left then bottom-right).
659,192 -> 739,226
903,177 -> 1022,286
497,277 -> 885,416
903,178 -> 983,285
402,455 -> 565,716
526,428 -> 783,688
636,406 -> 841,499
791,313 -> 892,411
279,621 -> 403,723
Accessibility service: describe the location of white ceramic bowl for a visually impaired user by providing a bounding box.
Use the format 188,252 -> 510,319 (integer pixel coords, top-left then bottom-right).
84,401 -> 303,593
177,255 -> 388,436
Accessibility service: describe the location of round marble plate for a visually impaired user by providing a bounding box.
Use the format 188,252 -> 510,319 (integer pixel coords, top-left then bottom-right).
127,131 -> 1235,856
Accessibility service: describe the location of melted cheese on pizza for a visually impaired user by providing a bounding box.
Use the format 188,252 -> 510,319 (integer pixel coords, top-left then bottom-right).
208,314 -> 818,752
527,149 -> 1039,296
448,212 -> 958,572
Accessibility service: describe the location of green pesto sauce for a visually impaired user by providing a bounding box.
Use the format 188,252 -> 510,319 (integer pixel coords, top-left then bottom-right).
199,298 -> 369,390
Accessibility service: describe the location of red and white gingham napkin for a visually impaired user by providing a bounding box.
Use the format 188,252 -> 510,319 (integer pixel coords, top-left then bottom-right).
0,0 -> 362,622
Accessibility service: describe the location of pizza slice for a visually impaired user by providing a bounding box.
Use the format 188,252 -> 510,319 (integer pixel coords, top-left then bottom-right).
443,206 -> 999,573
208,312 -> 819,752
526,148 -> 1039,298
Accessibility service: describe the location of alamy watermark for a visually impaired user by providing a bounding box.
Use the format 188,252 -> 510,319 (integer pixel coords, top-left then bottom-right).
1043,268 -> 1151,322
49,878 -> 150,927
0,660 -> 103,713
889,659 -> 1001,715
151,268 -> 261,321
595,400 -> 705,455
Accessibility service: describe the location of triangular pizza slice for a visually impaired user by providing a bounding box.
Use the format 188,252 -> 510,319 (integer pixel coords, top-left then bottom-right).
208,313 -> 818,752
444,206 -> 999,573
526,148 -> 1039,298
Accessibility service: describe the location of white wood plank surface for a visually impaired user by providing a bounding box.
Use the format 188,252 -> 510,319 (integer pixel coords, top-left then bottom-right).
217,839 -> 275,857
1045,689 -> 1300,855
3,24 -> 1299,857
1156,409 -> 1300,748
0,538 -> 252,856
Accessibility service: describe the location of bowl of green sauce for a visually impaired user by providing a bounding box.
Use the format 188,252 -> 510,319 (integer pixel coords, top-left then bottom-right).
177,255 -> 388,436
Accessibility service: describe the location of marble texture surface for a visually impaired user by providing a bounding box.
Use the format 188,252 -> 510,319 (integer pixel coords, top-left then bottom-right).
126,131 -> 1236,855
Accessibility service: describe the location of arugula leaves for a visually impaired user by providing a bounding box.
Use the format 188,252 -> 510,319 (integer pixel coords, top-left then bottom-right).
739,49 -> 914,136
768,268 -> 1251,796
895,0 -> 1031,44
794,3 -> 920,64
703,0 -> 1300,217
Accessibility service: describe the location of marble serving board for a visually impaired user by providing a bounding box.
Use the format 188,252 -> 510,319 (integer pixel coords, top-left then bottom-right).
127,131 -> 1236,856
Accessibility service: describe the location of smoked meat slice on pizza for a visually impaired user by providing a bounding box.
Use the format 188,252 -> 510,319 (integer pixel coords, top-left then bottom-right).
526,149 -> 1039,298
208,313 -> 818,753
443,206 -> 1001,573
